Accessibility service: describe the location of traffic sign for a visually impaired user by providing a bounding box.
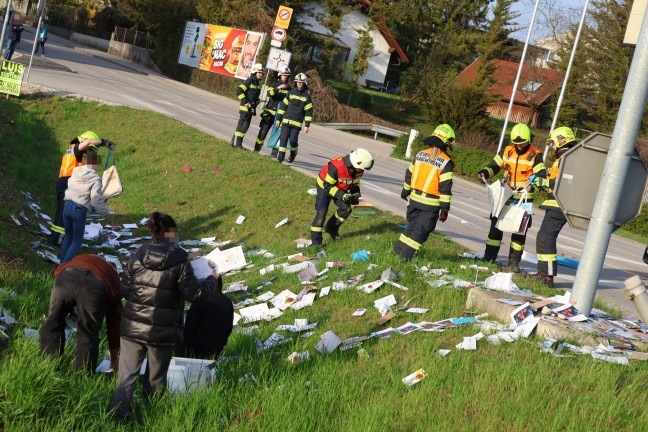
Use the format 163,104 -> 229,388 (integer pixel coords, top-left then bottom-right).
275,5 -> 293,29
270,40 -> 282,48
271,27 -> 286,42
554,133 -> 648,231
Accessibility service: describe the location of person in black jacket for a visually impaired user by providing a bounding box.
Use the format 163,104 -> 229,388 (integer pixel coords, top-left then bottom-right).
232,63 -> 264,149
254,65 -> 292,154
110,212 -> 218,421
276,72 -> 313,163
180,276 -> 233,359
3,13 -> 24,61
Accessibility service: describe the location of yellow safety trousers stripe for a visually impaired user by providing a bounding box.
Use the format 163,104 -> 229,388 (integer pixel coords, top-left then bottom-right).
511,242 -> 525,251
537,253 -> 557,262
399,234 -> 421,250
486,238 -> 501,246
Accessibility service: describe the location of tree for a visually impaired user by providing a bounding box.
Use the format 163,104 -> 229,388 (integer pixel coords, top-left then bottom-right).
347,21 -> 376,104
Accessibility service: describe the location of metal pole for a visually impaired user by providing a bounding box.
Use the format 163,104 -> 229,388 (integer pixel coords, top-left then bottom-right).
0,0 -> 13,57
25,12 -> 43,82
543,0 -> 590,159
496,0 -> 540,153
570,8 -> 648,316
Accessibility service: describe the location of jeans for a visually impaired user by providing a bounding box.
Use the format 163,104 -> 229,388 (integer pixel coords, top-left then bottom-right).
40,266 -> 109,371
4,39 -> 18,60
59,200 -> 87,263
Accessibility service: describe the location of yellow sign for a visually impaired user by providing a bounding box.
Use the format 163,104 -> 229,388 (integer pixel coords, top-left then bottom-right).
274,5 -> 293,29
0,60 -> 25,96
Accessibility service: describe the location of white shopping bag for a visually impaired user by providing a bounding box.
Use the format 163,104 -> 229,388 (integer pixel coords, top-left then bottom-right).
102,165 -> 123,199
486,180 -> 513,218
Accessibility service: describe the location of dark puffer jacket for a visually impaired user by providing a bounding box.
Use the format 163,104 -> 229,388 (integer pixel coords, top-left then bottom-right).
120,240 -> 216,346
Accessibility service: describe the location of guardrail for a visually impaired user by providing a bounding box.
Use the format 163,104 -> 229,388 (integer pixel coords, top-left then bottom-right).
320,123 -> 407,140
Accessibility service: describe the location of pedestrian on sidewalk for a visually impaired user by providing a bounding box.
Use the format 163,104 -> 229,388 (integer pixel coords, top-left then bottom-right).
531,127 -> 578,287
394,125 -> 455,261
255,65 -> 292,154
110,212 -> 219,422
310,148 -> 374,245
35,22 -> 48,56
40,254 -> 122,373
3,13 -> 23,61
276,72 -> 313,163
477,123 -> 546,272
59,150 -> 111,263
232,63 -> 264,148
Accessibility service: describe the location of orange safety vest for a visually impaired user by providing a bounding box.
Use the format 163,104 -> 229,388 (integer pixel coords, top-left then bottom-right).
501,144 -> 539,190
318,157 -> 358,191
59,144 -> 83,178
540,158 -> 561,208
410,148 -> 451,197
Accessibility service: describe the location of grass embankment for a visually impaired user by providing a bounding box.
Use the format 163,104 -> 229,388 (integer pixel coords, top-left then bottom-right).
1,96 -> 647,431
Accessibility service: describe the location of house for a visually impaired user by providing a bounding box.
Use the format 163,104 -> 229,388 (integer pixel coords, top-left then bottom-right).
298,0 -> 408,89
457,57 -> 564,127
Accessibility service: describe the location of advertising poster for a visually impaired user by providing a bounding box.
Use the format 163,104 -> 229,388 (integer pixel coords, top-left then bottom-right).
198,24 -> 263,80
178,22 -> 207,68
0,61 -> 25,96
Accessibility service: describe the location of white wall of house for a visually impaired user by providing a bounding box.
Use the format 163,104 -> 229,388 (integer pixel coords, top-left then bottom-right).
299,2 -> 392,85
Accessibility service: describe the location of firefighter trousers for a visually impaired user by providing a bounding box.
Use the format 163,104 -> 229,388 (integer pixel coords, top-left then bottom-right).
233,111 -> 253,147
484,213 -> 532,264
255,111 -> 274,151
394,205 -> 440,261
536,208 -> 567,276
277,125 -> 299,162
50,176 -> 69,245
310,185 -> 352,244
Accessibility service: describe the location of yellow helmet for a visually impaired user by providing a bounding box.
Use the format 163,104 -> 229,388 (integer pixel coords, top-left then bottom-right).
511,123 -> 531,144
549,126 -> 576,148
433,124 -> 455,145
78,131 -> 99,142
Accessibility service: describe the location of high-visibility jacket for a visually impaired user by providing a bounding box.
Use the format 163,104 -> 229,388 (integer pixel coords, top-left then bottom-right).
482,144 -> 546,199
59,144 -> 84,178
236,75 -> 262,114
403,147 -> 453,209
317,156 -> 361,199
263,79 -> 291,115
539,157 -> 562,209
277,87 -> 313,129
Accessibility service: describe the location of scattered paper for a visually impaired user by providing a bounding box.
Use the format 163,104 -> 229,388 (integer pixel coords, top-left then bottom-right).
235,215 -> 246,225
396,322 -> 420,335
456,336 -> 477,351
351,249 -> 369,261
402,369 -> 426,386
256,291 -> 275,302
206,245 -> 247,274
352,308 -> 367,317
319,286 -> 331,297
374,294 -> 397,308
511,302 -> 534,325
437,349 -> 451,357
315,331 -> 343,354
275,218 -> 289,228
406,308 -> 429,314
123,223 -> 138,229
376,311 -> 395,325
287,351 -> 310,364
190,257 -> 213,280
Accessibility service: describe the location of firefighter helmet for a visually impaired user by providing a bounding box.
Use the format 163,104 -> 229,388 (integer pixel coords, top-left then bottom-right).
432,124 -> 456,145
549,126 -> 576,148
295,73 -> 308,84
511,123 -> 531,144
348,148 -> 374,170
250,63 -> 264,74
78,131 -> 99,142
279,65 -> 291,76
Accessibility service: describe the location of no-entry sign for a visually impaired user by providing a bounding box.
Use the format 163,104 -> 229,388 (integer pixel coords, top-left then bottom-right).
275,5 -> 293,29
271,27 -> 286,42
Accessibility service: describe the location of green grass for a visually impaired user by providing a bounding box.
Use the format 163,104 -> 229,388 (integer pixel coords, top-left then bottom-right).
1,96 -> 647,431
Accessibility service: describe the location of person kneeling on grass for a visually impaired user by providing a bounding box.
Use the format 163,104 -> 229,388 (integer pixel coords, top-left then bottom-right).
40,254 -> 122,373
180,274 -> 233,359
110,212 -> 219,422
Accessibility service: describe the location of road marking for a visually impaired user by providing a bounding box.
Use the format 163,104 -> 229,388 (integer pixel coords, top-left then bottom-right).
153,99 -> 198,115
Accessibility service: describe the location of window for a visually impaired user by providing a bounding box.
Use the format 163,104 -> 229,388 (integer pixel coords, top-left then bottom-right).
521,81 -> 543,93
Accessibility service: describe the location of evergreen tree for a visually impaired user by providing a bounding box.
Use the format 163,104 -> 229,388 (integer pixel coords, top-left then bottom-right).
347,21 -> 376,104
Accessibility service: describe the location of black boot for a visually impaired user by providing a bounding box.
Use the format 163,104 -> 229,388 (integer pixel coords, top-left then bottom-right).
254,143 -> 263,152
270,148 -> 278,158
508,259 -> 521,273
287,149 -> 298,163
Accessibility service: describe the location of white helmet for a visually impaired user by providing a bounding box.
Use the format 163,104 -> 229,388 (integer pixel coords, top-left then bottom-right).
348,148 -> 374,170
295,73 -> 308,84
279,65 -> 291,76
250,63 -> 264,74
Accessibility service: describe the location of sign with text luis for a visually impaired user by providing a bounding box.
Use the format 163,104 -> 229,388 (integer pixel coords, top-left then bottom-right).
196,24 -> 263,80
0,61 -> 25,96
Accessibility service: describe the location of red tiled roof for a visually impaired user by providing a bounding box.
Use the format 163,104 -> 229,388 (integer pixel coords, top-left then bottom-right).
356,0 -> 409,63
457,57 -> 564,106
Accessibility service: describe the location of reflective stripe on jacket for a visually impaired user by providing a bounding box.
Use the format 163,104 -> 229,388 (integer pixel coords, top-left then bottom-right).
404,147 -> 453,209
540,158 -> 561,209
483,144 -> 546,199
59,144 -> 83,178
317,156 -> 360,199
264,79 -> 291,114
236,76 -> 262,113
277,88 -> 313,129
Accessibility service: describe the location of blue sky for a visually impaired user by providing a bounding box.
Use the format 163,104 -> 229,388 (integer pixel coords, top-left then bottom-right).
511,0 -> 590,41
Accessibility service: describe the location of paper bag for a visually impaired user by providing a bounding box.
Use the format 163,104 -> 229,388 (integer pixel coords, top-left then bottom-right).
102,165 -> 123,198
486,180 -> 513,218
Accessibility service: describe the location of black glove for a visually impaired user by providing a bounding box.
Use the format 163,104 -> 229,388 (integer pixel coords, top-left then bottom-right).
349,193 -> 361,205
107,141 -> 116,151
439,209 -> 449,222
400,188 -> 410,201
477,170 -> 488,183
99,138 -> 108,147
341,193 -> 351,203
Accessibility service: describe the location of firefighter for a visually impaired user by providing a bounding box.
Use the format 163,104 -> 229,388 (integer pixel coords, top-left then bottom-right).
50,131 -> 112,246
394,124 -> 455,261
476,123 -> 546,272
276,72 -> 313,163
255,65 -> 292,155
310,148 -> 374,245
232,63 -> 264,148
530,127 -> 577,287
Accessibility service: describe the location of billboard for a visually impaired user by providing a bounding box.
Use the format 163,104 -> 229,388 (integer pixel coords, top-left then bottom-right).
178,21 -> 264,80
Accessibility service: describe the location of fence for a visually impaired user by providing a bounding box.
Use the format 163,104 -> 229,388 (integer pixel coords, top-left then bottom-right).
112,27 -> 154,50
27,4 -> 112,40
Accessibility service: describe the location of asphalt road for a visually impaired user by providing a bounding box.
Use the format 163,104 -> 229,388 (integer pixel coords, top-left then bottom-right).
11,26 -> 648,318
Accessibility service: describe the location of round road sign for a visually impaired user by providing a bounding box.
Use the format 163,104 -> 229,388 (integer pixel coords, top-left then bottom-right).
280,9 -> 291,21
272,27 -> 287,42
